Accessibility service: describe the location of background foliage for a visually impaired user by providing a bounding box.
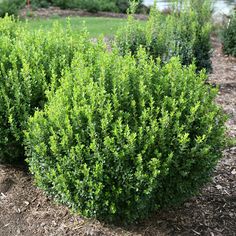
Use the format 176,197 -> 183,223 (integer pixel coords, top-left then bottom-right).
0,0 -> 25,17
222,12 -> 236,57
30,0 -> 146,13
0,0 -> 147,15
116,0 -> 213,72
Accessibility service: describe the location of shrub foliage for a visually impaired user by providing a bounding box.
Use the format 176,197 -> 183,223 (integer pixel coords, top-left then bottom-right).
222,12 -> 236,57
116,0 -> 213,72
25,44 -> 225,222
0,17 -> 90,163
30,0 -> 146,13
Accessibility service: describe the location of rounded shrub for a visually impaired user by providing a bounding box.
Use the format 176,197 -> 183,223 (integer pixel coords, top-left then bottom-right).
25,45 -> 226,222
0,17 -> 91,163
222,12 -> 236,57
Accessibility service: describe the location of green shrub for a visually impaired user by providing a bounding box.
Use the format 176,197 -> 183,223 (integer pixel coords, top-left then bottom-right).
0,15 -> 18,36
115,0 -> 130,13
114,0 -> 145,14
30,0 -> 75,9
0,17 -> 91,163
116,0 -> 212,72
30,0 -> 144,13
25,45 -> 226,222
222,12 -> 236,57
79,0 -> 144,13
190,0 -> 213,71
50,0 -> 79,9
115,4 -> 176,62
30,0 -> 51,9
0,0 -> 25,17
77,0 -> 101,13
30,0 -> 116,12
115,13 -> 147,55
98,0 -> 119,13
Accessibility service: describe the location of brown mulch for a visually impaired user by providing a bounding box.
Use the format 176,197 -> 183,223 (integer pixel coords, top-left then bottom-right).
19,6 -> 148,20
0,39 -> 235,236
210,37 -> 236,139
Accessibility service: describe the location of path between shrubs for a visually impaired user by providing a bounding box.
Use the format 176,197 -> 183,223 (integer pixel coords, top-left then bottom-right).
0,38 -> 235,236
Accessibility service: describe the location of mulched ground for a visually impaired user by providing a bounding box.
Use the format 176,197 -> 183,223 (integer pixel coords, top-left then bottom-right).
0,38 -> 235,236
19,6 -> 148,20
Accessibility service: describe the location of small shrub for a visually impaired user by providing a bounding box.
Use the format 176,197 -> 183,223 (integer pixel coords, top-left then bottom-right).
0,15 -> 18,36
222,12 -> 236,57
0,17 -> 91,163
115,13 -> 147,56
114,0 -> 145,14
116,0 -> 213,72
25,45 -> 226,223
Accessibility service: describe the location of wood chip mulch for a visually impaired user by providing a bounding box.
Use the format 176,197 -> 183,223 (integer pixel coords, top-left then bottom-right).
0,38 -> 235,236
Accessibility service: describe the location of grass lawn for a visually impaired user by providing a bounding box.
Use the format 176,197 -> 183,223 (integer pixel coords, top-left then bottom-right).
23,16 -> 144,37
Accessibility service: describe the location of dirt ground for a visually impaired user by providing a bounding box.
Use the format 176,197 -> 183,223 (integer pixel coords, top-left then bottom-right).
0,38 -> 235,236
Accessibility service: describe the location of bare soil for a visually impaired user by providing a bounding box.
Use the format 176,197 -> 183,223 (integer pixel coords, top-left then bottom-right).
0,39 -> 235,236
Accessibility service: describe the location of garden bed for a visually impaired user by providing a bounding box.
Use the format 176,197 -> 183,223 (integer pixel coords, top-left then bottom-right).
20,6 -> 148,20
0,38 -> 235,236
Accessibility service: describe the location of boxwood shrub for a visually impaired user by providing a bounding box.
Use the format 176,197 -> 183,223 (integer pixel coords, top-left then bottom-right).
116,0 -> 212,72
0,17 -> 91,163
25,45 -> 226,223
222,12 -> 236,57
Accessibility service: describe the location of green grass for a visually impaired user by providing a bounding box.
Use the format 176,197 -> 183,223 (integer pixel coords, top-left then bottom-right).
23,16 -> 143,37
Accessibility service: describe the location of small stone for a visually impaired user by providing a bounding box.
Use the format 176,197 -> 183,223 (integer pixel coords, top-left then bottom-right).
1,192 -> 7,198
231,169 -> 236,175
52,220 -> 57,226
41,222 -> 46,227
24,201 -> 30,206
216,185 -> 223,190
229,212 -> 234,218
